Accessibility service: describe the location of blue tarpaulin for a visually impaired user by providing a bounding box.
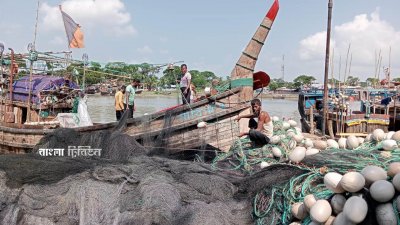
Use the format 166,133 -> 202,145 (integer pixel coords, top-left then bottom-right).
11,74 -> 79,103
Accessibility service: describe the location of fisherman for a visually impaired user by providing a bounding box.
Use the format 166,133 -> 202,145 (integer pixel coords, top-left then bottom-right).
125,79 -> 140,118
190,83 -> 197,102
115,85 -> 126,121
177,64 -> 191,104
210,79 -> 220,96
235,98 -> 273,146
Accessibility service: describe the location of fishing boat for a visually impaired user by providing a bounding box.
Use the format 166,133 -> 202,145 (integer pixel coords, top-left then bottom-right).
0,0 -> 280,154
298,89 -> 390,137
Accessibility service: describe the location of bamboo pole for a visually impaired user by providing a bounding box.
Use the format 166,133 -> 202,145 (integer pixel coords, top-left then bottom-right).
322,0 -> 333,137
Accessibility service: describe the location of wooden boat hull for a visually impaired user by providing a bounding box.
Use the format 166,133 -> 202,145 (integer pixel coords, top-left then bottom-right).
0,87 -> 248,154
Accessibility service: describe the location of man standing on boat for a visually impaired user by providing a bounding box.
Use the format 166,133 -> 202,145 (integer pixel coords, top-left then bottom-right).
235,99 -> 273,146
115,85 -> 126,121
125,79 -> 140,118
177,64 -> 191,104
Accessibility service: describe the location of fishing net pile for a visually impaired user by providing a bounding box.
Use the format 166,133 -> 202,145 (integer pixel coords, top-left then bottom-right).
211,117 -> 312,173
211,115 -> 400,224
0,112 -> 308,225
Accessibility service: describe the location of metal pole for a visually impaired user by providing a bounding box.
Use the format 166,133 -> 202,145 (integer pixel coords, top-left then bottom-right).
0,43 -> 4,79
0,43 -> 3,121
322,0 -> 333,136
82,53 -> 88,91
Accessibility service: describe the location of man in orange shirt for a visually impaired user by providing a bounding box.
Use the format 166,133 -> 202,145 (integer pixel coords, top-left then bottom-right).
115,85 -> 126,121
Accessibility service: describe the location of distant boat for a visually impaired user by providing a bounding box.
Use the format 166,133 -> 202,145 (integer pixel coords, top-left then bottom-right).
272,95 -> 285,99
85,86 -> 96,95
298,89 -> 390,137
135,90 -> 143,94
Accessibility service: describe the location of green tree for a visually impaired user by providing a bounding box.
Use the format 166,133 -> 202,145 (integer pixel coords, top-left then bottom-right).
346,76 -> 360,86
268,78 -> 285,91
366,77 -> 379,86
328,78 -> 340,86
293,75 -> 316,88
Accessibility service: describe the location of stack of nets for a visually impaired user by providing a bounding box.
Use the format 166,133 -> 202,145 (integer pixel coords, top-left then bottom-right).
211,119 -> 300,174
251,140 -> 400,225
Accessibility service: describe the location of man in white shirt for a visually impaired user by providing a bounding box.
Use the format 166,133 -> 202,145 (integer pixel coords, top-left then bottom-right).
177,64 -> 191,104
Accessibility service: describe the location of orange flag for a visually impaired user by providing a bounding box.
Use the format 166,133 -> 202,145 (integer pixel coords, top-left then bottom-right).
60,6 -> 84,48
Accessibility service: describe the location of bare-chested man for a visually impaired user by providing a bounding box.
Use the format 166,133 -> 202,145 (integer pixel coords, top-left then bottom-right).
235,99 -> 273,146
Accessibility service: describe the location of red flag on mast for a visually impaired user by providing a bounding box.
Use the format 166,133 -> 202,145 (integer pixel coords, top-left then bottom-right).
59,6 -> 84,48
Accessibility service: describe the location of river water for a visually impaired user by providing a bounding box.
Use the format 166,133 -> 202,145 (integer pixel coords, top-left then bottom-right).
86,94 -> 300,123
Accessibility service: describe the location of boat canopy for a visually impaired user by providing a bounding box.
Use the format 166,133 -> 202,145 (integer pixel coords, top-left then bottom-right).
11,74 -> 79,103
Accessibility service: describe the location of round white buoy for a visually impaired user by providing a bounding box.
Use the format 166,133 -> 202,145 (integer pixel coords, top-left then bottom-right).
304,194 -> 317,212
289,222 -> 302,225
287,130 -> 295,137
324,172 -> 345,193
260,161 -> 270,169
365,134 -> 372,143
291,202 -> 307,220
313,140 -> 328,150
360,165 -> 387,187
357,137 -> 365,145
343,196 -> 368,223
304,138 -> 314,148
338,138 -> 347,149
270,135 -> 281,145
391,173 -> 400,192
397,196 -> 400,214
289,147 -> 306,163
272,116 -> 280,122
271,147 -> 282,158
282,122 -> 291,130
373,129 -> 386,142
330,194 -> 346,215
391,131 -> 400,141
340,172 -> 365,192
387,162 -> 400,177
310,200 -> 332,223
333,213 -> 354,225
293,134 -> 304,143
197,121 -> 207,128
288,119 -> 297,127
305,148 -> 320,157
385,131 -> 395,140
376,203 -> 397,225
382,140 -> 398,151
327,139 -> 339,149
370,180 -> 395,203
346,135 -> 359,150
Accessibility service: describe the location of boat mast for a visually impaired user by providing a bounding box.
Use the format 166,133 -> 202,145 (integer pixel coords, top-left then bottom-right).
230,0 -> 279,102
322,0 -> 333,136
281,54 -> 285,81
27,0 -> 40,122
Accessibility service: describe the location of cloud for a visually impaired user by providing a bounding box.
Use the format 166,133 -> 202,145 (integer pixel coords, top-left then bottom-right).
137,45 -> 153,54
298,9 -> 400,78
40,0 -> 136,37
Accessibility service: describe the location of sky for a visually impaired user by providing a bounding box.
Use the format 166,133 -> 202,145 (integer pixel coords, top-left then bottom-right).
0,0 -> 399,83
